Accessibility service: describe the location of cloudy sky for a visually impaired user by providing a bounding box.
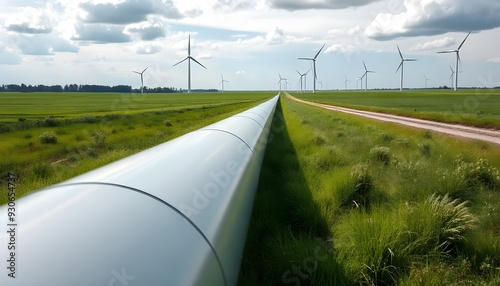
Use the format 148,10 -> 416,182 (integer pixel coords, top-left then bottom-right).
1,0 -> 499,91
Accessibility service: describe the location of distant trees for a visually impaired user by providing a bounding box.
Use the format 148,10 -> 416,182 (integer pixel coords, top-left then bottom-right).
0,84 -> 181,93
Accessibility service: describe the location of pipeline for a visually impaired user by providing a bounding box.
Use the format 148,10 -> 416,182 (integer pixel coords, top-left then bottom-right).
0,94 -> 280,286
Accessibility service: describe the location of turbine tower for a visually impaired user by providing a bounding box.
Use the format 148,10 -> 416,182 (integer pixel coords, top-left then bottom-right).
362,61 -> 375,92
298,44 -> 325,93
437,31 -> 471,91
173,35 -> 207,93
220,74 -> 229,93
133,67 -> 148,94
396,45 -> 417,91
344,75 -> 351,90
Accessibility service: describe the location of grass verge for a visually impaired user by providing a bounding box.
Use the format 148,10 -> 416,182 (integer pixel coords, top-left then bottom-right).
293,89 -> 500,130
239,94 -> 500,285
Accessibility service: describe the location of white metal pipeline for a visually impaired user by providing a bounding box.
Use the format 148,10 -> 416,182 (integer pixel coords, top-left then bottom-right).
0,95 -> 280,286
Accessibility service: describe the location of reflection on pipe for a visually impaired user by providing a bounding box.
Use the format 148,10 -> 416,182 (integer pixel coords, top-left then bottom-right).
0,95 -> 280,286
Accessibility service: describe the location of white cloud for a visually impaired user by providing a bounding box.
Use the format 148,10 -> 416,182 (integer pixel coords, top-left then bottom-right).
0,47 -> 22,65
266,26 -> 284,45
4,5 -> 57,34
125,18 -> 167,41
72,23 -> 131,43
410,37 -> 456,51
13,34 -> 78,55
236,70 -> 245,74
197,53 -> 212,60
78,0 -> 183,24
236,26 -> 305,47
366,0 -> 500,40
213,0 -> 254,11
325,44 -> 356,55
487,58 -> 500,63
267,0 -> 382,11
126,42 -> 162,54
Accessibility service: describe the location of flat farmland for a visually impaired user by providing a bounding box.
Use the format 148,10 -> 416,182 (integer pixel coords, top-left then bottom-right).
293,89 -> 500,129
0,91 -> 274,204
0,92 -> 271,122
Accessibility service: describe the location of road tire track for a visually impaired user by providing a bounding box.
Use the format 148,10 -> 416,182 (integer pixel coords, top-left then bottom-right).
286,93 -> 500,146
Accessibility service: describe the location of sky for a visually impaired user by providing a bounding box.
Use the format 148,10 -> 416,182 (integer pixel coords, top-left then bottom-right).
0,0 -> 499,91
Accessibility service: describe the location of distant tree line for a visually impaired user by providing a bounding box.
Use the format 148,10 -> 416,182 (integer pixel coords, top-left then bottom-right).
0,84 -> 183,93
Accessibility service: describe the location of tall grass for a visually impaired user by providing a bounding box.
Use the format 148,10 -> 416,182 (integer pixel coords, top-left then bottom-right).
239,94 -> 500,285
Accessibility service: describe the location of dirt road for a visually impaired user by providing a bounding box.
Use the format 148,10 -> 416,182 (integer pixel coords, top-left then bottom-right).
286,93 -> 500,146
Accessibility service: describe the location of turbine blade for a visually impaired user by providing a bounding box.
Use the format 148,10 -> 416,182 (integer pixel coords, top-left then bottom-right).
458,31 -> 472,51
405,59 -> 417,61
296,70 -> 301,75
191,57 -> 207,69
173,57 -> 188,67
397,45 -> 403,60
437,50 -> 455,54
298,57 -> 313,61
133,71 -> 141,74
142,67 -> 148,73
396,61 -> 403,73
314,44 -> 326,59
363,61 -> 367,71
188,35 -> 191,56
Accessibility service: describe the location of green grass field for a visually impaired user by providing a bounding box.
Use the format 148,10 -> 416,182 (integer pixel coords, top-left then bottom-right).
1,90 -> 499,284
293,89 -> 500,129
239,94 -> 500,285
0,92 -> 270,122
0,92 -> 274,204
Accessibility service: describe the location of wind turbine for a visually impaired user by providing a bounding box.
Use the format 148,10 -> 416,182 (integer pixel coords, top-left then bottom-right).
173,35 -> 207,93
296,69 -> 310,92
220,74 -> 228,93
344,75 -> 351,90
133,67 -> 148,94
317,80 -> 323,90
296,70 -> 303,92
298,43 -> 325,93
356,77 -> 362,90
424,76 -> 431,89
277,74 -> 286,91
437,31 -> 471,91
396,45 -> 417,91
362,61 -> 375,92
449,66 -> 456,90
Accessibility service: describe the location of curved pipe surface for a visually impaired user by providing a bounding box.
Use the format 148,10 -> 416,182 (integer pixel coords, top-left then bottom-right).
0,95 -> 279,286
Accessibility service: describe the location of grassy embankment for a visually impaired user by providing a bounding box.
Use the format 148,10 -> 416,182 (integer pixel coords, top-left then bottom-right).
240,94 -> 500,285
293,89 -> 500,130
0,92 -> 274,205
